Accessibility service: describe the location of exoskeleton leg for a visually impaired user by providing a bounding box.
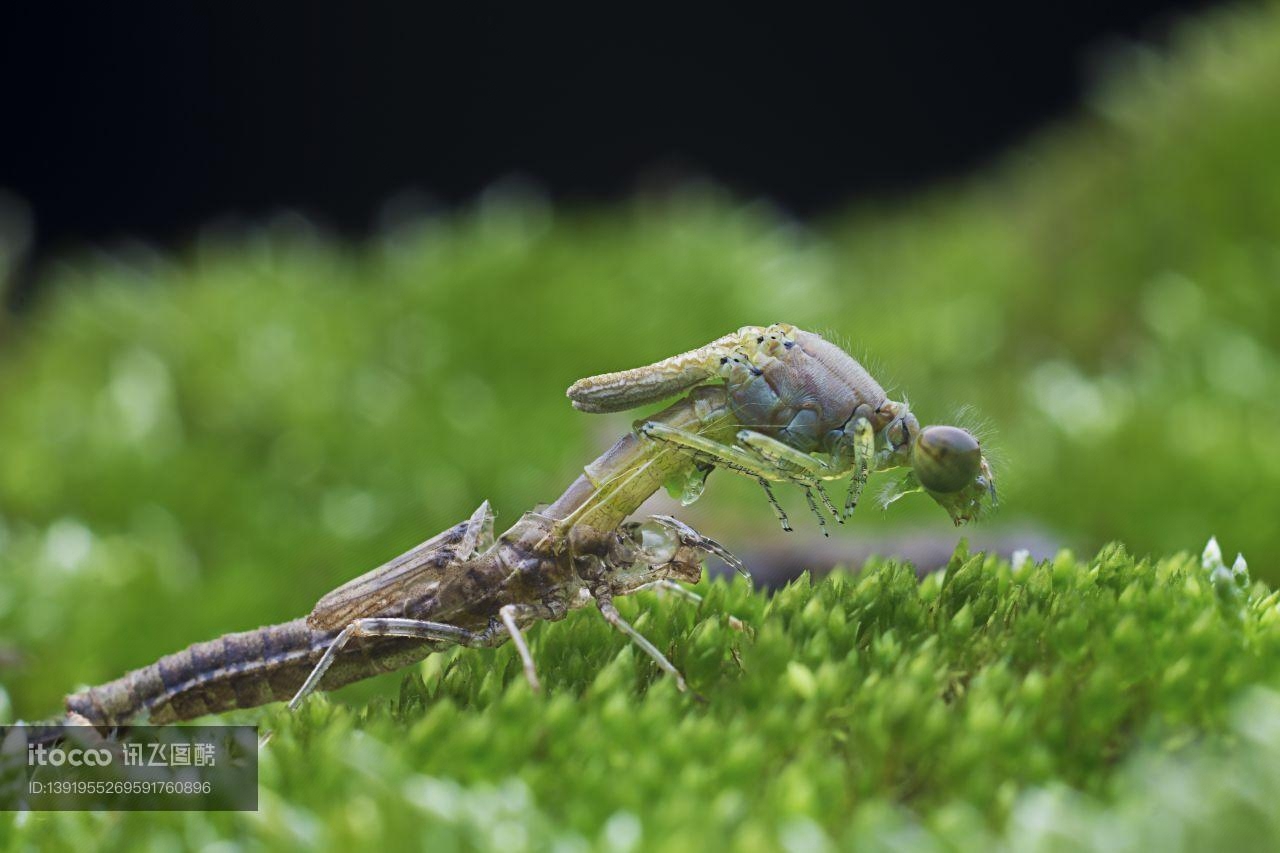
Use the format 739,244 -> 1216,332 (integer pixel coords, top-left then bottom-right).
288,618 -> 488,711
497,603 -> 545,692
632,579 -> 747,632
594,594 -> 687,692
598,512 -> 757,677
633,578 -> 703,603
291,600 -> 565,710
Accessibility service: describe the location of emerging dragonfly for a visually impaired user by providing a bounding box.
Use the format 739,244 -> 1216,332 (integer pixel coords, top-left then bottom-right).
52,323 -> 994,727
566,322 -> 996,532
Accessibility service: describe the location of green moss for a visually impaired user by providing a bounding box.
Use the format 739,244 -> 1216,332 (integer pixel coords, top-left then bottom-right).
7,545 -> 1280,849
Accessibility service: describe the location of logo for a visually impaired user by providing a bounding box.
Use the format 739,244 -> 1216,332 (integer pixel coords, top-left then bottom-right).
27,744 -> 113,767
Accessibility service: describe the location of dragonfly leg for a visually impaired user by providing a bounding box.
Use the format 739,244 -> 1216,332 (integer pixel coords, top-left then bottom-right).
735,430 -> 845,521
734,430 -> 842,477
640,421 -> 788,478
802,487 -> 830,537
737,419 -> 875,522
289,618 -> 482,711
838,417 -> 876,520
594,593 -> 687,691
727,431 -> 841,531
639,421 -> 800,532
813,483 -> 841,522
756,478 -> 793,532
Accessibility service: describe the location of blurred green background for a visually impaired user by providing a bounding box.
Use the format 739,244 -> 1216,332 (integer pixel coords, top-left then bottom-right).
1,1 -> 1278,729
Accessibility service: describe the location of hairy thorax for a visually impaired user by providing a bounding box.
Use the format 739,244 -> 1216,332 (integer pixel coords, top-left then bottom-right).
728,328 -> 889,454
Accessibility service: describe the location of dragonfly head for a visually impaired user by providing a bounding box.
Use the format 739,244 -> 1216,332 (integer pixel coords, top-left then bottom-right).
913,425 -> 997,524
914,425 -> 982,492
878,409 -> 998,525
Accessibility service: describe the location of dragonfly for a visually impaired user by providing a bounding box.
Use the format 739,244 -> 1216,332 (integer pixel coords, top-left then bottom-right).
49,323 -> 995,727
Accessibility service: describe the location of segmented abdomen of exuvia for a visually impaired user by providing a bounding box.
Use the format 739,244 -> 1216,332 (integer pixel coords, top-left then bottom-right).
64,619 -> 436,725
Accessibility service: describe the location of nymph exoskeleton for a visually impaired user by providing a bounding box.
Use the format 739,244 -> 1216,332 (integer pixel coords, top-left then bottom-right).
61,503 -> 745,725
567,323 -> 997,531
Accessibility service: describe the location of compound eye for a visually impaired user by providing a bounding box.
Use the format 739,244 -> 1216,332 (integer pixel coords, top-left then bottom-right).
913,426 -> 981,493
887,420 -> 909,449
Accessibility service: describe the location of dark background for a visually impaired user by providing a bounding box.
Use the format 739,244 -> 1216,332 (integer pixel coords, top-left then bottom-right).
2,3 -> 1221,306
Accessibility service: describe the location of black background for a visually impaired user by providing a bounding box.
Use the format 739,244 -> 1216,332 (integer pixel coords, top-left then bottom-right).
1,2 -> 1221,304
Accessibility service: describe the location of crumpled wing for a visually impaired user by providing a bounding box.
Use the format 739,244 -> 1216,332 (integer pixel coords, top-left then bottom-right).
566,328 -> 757,413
